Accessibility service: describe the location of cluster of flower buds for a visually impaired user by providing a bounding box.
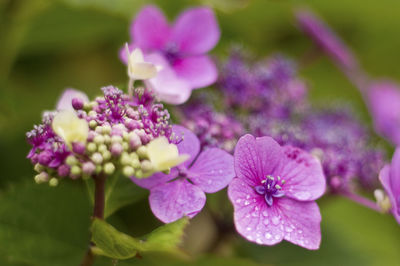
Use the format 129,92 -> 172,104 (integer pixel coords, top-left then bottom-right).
27,86 -> 186,185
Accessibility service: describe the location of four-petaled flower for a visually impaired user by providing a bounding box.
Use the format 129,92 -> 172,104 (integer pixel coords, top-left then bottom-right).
120,5 -> 220,104
132,125 -> 235,223
379,147 -> 400,224
228,134 -> 326,249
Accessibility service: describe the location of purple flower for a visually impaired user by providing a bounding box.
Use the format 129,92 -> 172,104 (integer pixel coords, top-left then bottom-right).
379,148 -> 400,224
121,5 -> 220,104
132,125 -> 235,223
295,9 -> 358,72
367,81 -> 400,145
228,134 -> 326,249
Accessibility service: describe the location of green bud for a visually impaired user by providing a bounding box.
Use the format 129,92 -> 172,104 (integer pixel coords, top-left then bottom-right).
137,146 -> 148,159
130,152 -> 139,161
83,102 -> 92,111
102,150 -> 111,161
90,101 -> 98,109
122,166 -> 135,177
135,169 -> 143,179
141,160 -> 154,172
120,152 -> 131,165
91,152 -> 103,164
34,172 -> 49,183
98,144 -> 107,153
34,163 -> 44,173
71,165 -> 82,176
49,178 -> 59,187
95,165 -> 102,174
123,131 -> 129,141
87,142 -> 97,153
66,155 -> 78,166
104,162 -> 115,175
94,135 -> 105,144
111,135 -> 123,143
103,135 -> 111,144
89,120 -> 97,128
122,142 -> 129,151
103,125 -> 111,135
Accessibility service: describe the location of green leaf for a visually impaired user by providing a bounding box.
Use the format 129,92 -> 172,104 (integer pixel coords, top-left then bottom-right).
91,218 -> 142,260
91,217 -> 189,260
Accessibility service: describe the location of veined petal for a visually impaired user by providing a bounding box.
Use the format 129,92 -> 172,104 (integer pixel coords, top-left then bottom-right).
131,5 -> 170,51
188,148 -> 234,193
149,179 -> 206,223
172,125 -> 200,168
131,168 -> 178,190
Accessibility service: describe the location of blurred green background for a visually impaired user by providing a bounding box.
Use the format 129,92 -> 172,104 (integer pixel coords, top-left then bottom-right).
1,0 -> 400,265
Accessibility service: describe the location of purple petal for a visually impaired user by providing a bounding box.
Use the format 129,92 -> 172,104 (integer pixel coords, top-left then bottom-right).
56,89 -> 88,111
228,178 -> 284,245
276,198 -> 322,250
131,168 -> 178,190
172,125 -> 200,168
234,134 -> 282,187
295,9 -> 358,71
173,55 -> 218,89
188,148 -> 235,193
275,146 -> 326,201
149,179 -> 206,223
131,5 -> 170,51
171,7 -> 220,54
145,53 -> 192,105
380,164 -> 400,224
367,81 -> 400,145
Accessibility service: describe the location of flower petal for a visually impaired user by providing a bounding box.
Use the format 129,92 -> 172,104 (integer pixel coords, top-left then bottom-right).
275,146 -> 326,201
234,134 -> 282,187
145,53 -> 192,105
188,148 -> 235,193
171,7 -> 220,54
173,55 -> 218,89
56,89 -> 88,111
172,125 -> 200,168
277,198 -> 322,250
149,179 -> 206,223
367,81 -> 400,145
131,168 -> 178,190
380,164 -> 400,224
228,178 -> 284,245
131,5 -> 170,51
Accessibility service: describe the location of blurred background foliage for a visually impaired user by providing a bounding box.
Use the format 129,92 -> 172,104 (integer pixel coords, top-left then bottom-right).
1,0 -> 400,265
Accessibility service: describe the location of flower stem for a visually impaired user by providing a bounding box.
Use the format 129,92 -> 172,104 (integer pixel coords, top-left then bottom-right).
80,174 -> 106,266
340,191 -> 381,212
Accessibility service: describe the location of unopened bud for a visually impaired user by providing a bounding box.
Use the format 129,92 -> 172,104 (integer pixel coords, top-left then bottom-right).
137,146 -> 147,159
66,155 -> 78,166
104,162 -> 115,175
123,166 -> 135,177
87,142 -> 97,153
49,178 -> 59,187
91,152 -> 103,164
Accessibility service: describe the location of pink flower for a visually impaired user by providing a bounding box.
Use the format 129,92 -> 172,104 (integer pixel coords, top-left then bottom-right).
132,125 -> 234,223
120,5 -> 220,104
379,148 -> 400,224
228,134 -> 326,249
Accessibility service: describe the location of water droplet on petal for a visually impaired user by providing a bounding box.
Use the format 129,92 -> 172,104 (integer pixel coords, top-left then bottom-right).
263,219 -> 269,225
262,210 -> 268,217
265,233 -> 272,239
246,194 -> 251,199
275,235 -> 280,240
236,199 -> 242,204
285,226 -> 293,233
244,200 -> 250,206
294,191 -> 311,200
256,238 -> 263,244
271,216 -> 280,225
246,227 -> 252,231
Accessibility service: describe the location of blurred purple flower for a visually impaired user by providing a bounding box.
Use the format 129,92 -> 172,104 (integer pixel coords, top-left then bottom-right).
295,9 -> 358,72
379,148 -> 400,224
367,81 -> 400,145
228,134 -> 326,249
121,5 -> 220,104
132,125 -> 235,223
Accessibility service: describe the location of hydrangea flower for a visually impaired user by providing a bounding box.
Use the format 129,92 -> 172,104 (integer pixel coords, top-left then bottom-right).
121,5 -> 220,104
228,134 -> 326,249
379,148 -> 400,224
132,125 -> 235,223
367,81 -> 400,146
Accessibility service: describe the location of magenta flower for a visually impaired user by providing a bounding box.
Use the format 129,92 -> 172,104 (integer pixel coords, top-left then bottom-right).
132,125 -> 234,223
121,5 -> 220,104
228,134 -> 326,249
367,81 -> 400,146
379,148 -> 400,224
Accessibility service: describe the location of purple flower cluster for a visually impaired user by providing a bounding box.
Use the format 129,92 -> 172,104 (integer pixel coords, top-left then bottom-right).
27,87 -> 178,184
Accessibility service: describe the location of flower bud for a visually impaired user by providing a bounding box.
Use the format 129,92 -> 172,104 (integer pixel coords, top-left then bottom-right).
49,178 -> 59,187
66,155 -> 78,166
72,98 -> 84,110
57,164 -> 70,177
137,146 -> 148,159
34,172 -> 49,183
111,143 -> 123,156
82,162 -> 96,175
87,142 -> 97,153
91,152 -> 103,165
104,162 -> 115,175
123,166 -> 135,177
102,150 -> 111,161
72,142 -> 86,155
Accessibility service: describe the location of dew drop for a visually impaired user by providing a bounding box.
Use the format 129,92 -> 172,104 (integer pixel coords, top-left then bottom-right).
246,194 -> 251,199
236,199 -> 242,204
275,235 -> 280,240
263,219 -> 269,225
294,191 -> 311,200
251,212 -> 258,217
246,227 -> 252,231
265,233 -> 272,239
285,226 -> 293,233
256,238 -> 263,244
298,229 -> 303,234
244,200 -> 250,206
262,210 -> 268,217
271,216 -> 280,225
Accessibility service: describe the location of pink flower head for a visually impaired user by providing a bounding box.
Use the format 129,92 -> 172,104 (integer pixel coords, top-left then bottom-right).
121,5 -> 220,105
132,125 -> 234,223
228,134 -> 326,250
379,148 -> 400,224
367,81 -> 400,145
295,9 -> 358,72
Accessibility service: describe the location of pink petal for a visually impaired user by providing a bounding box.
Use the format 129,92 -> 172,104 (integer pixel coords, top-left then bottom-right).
173,55 -> 218,89
131,168 -> 178,190
234,134 -> 282,187
276,198 -> 322,250
380,164 -> 400,224
275,146 -> 326,201
172,125 -> 200,168
149,179 -> 206,223
145,53 -> 192,105
131,5 -> 170,51
119,43 -> 136,64
367,81 -> 400,145
390,148 -> 400,194
171,7 -> 220,55
56,89 -> 88,111
228,178 -> 284,245
188,148 -> 235,193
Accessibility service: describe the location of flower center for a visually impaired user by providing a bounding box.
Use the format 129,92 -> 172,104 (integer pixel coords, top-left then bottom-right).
254,175 -> 285,207
163,42 -> 180,64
